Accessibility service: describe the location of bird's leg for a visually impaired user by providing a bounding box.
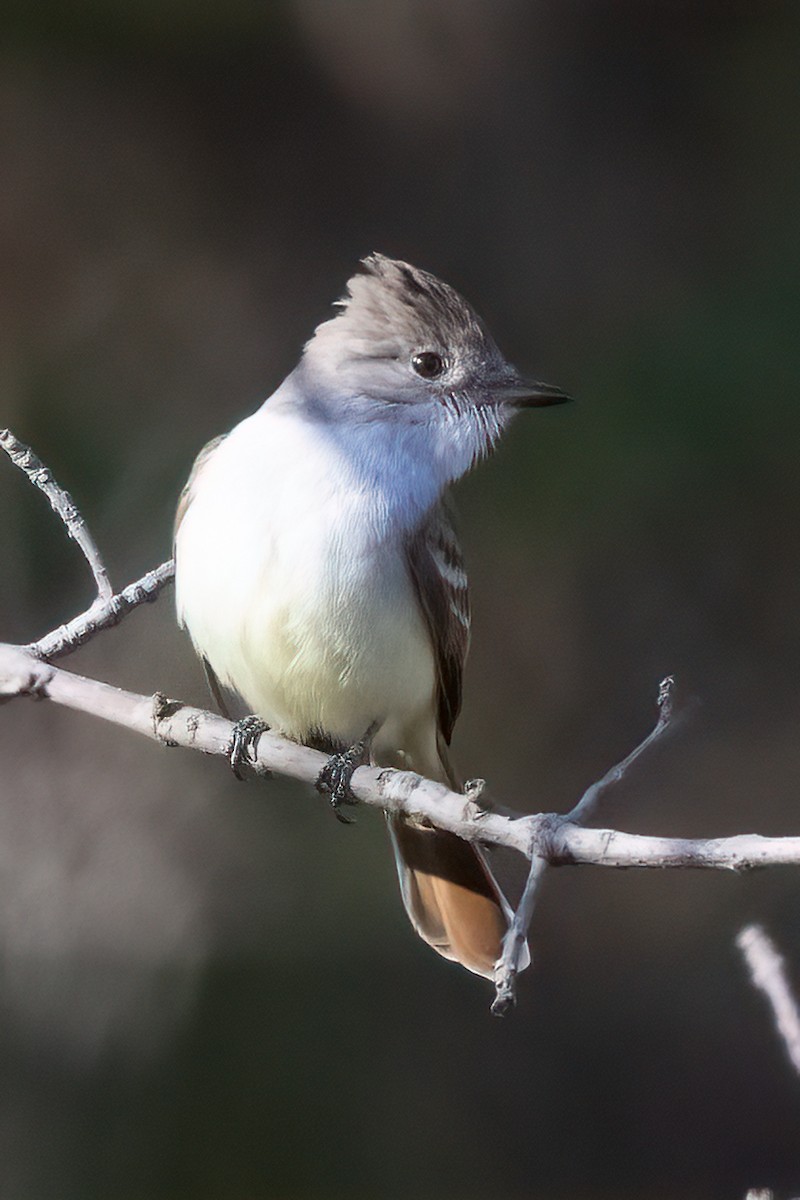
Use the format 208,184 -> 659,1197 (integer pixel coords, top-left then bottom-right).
316,721 -> 379,824
227,715 -> 270,780
202,659 -> 269,781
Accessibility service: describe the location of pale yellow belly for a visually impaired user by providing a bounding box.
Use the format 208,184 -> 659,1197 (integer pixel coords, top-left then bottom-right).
178,496 -> 438,757
234,566 -> 437,748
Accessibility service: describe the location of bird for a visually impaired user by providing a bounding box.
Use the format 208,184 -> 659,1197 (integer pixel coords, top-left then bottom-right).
174,253 -> 570,980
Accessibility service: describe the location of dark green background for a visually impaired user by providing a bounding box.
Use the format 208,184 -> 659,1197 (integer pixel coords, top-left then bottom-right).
2,3 -> 800,1196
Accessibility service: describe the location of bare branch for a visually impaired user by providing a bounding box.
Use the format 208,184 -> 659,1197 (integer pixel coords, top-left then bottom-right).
4,643 -> 800,874
492,854 -> 548,1016
737,924 -> 800,1076
2,428 -> 176,661
26,559 -> 175,661
1,429 -> 112,603
6,642 -> 800,1014
491,674 -> 678,1012
566,674 -> 676,824
0,642 -> 533,852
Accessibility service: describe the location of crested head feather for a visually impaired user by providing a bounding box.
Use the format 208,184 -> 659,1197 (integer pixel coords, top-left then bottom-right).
308,253 -> 499,362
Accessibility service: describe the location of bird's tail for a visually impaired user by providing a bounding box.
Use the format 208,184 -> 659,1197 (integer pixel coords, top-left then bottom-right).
385,740 -> 527,980
387,816 -> 513,978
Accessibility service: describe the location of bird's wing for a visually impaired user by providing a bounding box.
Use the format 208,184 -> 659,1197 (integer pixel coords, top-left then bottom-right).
174,434 -> 229,710
173,433 -> 226,541
405,498 -> 471,746
398,503 -> 514,981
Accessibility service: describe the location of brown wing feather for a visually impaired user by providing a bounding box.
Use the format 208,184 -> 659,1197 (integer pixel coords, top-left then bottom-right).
405,498 -> 470,745
397,510 -> 519,978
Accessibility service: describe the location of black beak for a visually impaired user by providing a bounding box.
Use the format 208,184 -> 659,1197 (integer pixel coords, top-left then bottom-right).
498,378 -> 573,408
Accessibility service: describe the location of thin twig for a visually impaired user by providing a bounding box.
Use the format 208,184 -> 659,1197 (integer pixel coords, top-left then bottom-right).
492,854 -> 547,1016
2,428 -> 175,660
1,429 -> 112,603
566,674 -> 676,825
490,675 -> 678,1013
737,924 -> 800,1076
27,559 -> 175,661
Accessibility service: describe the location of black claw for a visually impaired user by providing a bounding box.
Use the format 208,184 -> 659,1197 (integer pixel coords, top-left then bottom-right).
316,745 -> 366,823
314,722 -> 379,823
228,715 -> 270,780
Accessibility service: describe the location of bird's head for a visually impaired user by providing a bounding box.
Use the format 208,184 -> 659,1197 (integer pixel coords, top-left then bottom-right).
292,254 -> 571,481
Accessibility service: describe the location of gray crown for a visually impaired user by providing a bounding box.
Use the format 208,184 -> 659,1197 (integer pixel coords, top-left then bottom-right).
310,253 -> 501,365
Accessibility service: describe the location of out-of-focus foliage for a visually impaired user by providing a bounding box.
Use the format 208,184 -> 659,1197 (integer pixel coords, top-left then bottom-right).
2,4 -> 800,1197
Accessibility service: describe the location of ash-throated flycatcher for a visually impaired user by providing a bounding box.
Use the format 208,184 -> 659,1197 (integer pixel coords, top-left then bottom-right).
174,254 -> 569,980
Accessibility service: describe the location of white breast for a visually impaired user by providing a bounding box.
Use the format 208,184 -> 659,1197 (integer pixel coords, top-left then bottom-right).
175,406 -> 437,749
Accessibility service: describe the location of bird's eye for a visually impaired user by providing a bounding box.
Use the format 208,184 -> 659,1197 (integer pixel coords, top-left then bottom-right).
411,351 -> 445,379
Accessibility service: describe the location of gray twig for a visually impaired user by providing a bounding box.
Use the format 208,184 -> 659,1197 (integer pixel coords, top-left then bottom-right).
566,674 -> 676,825
2,428 -> 175,659
492,854 -> 547,1016
1,428 -> 112,603
27,560 -> 175,661
490,676 -> 679,1013
737,924 -> 800,1077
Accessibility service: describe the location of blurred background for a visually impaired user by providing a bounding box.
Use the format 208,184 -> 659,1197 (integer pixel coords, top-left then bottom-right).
2,2 -> 800,1197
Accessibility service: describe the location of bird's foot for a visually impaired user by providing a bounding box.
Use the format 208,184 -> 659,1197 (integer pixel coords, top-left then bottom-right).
315,723 -> 378,824
227,715 -> 270,780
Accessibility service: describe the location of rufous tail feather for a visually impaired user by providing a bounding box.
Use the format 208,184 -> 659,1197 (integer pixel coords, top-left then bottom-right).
385,739 -> 526,979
